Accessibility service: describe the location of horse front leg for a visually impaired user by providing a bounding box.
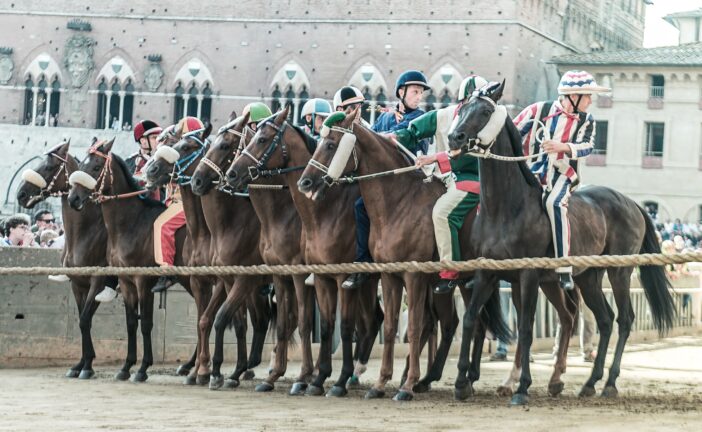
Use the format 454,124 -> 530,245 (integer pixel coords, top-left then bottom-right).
306,276 -> 338,396
394,274 -> 429,401
76,277 -> 103,379
66,279 -> 88,378
511,270 -> 540,406
415,288 -> 458,393
115,278 -> 138,382
133,277 -> 156,383
327,276 -> 359,397
194,279 -> 225,386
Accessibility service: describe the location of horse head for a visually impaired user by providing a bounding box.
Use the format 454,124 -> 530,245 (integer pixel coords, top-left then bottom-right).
17,139 -> 72,209
449,79 -> 507,155
67,138 -> 115,211
225,106 -> 289,192
146,120 -> 212,189
298,106 -> 360,201
191,111 -> 250,196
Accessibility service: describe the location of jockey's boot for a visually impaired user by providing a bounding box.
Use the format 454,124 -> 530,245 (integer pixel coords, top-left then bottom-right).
95,286 -> 118,303
152,276 -> 177,293
558,273 -> 574,291
434,279 -> 457,294
259,284 -> 274,296
341,272 -> 369,290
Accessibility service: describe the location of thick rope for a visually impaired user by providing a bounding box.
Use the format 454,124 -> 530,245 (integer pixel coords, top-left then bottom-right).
2,251 -> 702,277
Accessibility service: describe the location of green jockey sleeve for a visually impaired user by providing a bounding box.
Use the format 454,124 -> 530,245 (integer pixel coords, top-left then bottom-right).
393,110 -> 438,153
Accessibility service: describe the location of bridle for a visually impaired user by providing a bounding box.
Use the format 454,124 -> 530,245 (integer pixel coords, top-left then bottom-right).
169,130 -> 208,186
199,122 -> 253,191
87,146 -> 148,203
23,151 -> 72,205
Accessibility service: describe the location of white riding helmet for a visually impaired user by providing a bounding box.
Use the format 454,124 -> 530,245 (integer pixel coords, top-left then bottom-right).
457,75 -> 489,102
301,98 -> 332,117
333,86 -> 365,111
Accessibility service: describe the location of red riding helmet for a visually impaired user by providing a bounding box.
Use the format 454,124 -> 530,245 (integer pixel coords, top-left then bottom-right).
133,120 -> 163,142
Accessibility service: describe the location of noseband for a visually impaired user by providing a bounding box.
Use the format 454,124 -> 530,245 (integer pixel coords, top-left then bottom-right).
23,152 -> 71,204
240,119 -> 289,181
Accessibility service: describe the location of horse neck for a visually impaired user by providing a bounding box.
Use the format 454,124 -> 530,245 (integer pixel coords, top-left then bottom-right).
178,184 -> 209,238
99,157 -> 156,235
478,128 -> 542,222
60,194 -> 105,253
353,126 -> 442,217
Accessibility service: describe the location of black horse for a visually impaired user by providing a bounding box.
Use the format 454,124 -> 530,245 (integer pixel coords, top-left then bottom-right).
448,80 -> 676,405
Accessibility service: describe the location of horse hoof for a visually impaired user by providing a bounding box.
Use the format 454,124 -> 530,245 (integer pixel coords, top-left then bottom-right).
225,379 -> 240,389
78,369 -> 95,380
413,380 -> 432,394
209,375 -> 224,390
176,364 -> 191,376
289,382 -> 307,396
348,375 -> 361,388
305,385 -> 324,396
326,385 -> 347,398
578,385 -> 596,398
454,385 -> 474,401
496,385 -> 513,397
132,371 -> 148,383
393,390 -> 414,401
364,388 -> 386,399
65,369 -> 80,378
196,374 -> 210,386
183,375 -> 197,386
255,382 -> 274,392
510,393 -> 529,406
241,370 -> 255,381
114,370 -> 130,381
601,385 -> 619,398
548,381 -> 565,397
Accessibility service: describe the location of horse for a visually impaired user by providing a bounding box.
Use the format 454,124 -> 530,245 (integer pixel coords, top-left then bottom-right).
66,138 -> 190,382
223,106 -> 384,397
146,120 -> 273,390
296,106 -> 511,401
447,80 -> 676,405
17,140 -> 115,379
189,112 -> 318,394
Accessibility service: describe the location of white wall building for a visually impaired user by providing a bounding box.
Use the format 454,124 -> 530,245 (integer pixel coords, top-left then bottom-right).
551,12 -> 702,223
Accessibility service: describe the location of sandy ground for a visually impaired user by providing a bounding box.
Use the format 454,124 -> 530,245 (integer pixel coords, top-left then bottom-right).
1,336 -> 701,432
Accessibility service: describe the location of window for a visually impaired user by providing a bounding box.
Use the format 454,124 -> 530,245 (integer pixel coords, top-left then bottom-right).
362,87 -> 372,123
440,89 -> 453,107
593,121 -> 608,155
424,90 -> 436,112
650,74 -> 664,98
270,85 -> 282,113
96,78 -> 133,130
173,81 -> 213,123
644,122 -> 664,156
23,74 -> 61,127
297,86 -> 309,125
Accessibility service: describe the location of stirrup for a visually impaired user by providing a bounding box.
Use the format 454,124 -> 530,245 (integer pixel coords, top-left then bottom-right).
557,273 -> 574,291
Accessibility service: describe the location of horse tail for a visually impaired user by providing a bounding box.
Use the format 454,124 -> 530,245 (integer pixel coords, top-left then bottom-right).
637,204 -> 676,334
479,285 -> 513,343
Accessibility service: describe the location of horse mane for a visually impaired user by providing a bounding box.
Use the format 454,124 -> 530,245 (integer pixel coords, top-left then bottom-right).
111,153 -> 166,208
290,124 -> 318,154
504,117 -> 541,189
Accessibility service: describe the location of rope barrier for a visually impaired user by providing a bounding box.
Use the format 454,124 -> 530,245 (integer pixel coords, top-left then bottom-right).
1,251 -> 702,277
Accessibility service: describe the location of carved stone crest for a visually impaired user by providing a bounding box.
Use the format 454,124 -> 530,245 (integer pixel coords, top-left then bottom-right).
144,62 -> 163,92
0,48 -> 13,85
63,34 -> 95,88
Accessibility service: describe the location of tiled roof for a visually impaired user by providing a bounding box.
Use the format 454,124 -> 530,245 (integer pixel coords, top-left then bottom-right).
550,43 -> 702,67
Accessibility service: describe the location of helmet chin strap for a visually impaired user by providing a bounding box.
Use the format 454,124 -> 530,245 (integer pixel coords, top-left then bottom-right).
566,94 -> 584,114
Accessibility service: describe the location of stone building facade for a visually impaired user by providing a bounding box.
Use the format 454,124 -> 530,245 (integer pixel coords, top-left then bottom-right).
0,0 -> 646,130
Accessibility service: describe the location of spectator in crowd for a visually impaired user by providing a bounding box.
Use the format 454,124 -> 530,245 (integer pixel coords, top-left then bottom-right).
32,210 -> 56,243
39,229 -> 59,247
1,214 -> 36,247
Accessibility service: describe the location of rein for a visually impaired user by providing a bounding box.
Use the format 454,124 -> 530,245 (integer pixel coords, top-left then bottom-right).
25,153 -> 72,204
170,134 -> 208,186
89,148 -> 149,203
239,119 -> 310,181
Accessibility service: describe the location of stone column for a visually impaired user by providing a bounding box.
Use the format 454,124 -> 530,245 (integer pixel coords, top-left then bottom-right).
369,101 -> 377,125
118,90 -> 126,128
44,91 -> 52,128
292,98 -> 300,125
196,95 -> 203,119
31,87 -> 38,125
104,91 -> 113,129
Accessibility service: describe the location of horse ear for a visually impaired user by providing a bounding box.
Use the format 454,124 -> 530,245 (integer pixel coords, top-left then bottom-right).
228,110 -> 238,122
201,123 -> 213,140
347,105 -> 361,125
174,120 -> 185,140
102,137 -> 115,153
56,139 -> 70,157
278,105 -> 290,123
242,111 -> 251,125
489,79 -> 506,103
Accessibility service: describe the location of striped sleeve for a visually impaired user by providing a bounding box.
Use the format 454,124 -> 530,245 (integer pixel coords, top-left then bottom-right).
567,115 -> 595,160
513,103 -> 541,156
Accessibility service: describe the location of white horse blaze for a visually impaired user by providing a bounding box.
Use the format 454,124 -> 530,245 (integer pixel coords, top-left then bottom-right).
477,105 -> 507,145
153,145 -> 180,164
327,133 -> 356,180
68,171 -> 98,190
21,169 -> 48,188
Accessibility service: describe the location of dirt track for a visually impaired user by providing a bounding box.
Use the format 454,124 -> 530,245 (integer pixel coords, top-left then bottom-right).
1,337 -> 701,431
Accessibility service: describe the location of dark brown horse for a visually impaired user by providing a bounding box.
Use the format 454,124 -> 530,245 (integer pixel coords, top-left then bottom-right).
16,140 -> 114,379
448,80 -> 676,405
295,107 -> 500,400
190,113 -> 316,394
67,139 -> 190,382
223,107 -> 384,397
145,124 -> 273,389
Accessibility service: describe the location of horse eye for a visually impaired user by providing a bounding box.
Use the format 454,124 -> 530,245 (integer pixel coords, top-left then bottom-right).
326,142 -> 335,150
92,165 -> 101,172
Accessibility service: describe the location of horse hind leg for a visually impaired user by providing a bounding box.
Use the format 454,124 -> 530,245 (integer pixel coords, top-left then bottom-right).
366,274 -> 402,400
224,300 -> 249,386
115,280 -> 139,381
133,283 -> 155,383
350,283 -> 383,388
244,285 -> 274,376
415,290 -> 458,393
574,269 -> 615,398
602,267 -> 635,398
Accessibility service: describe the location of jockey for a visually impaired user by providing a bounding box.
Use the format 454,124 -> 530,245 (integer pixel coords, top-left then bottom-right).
342,70 -> 431,290
333,86 -> 372,128
242,102 -> 273,133
300,98 -> 332,138
513,70 -> 610,290
393,75 -> 488,294
150,116 -> 204,293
